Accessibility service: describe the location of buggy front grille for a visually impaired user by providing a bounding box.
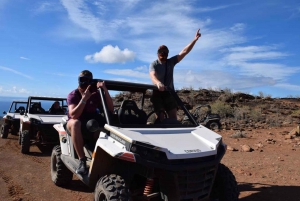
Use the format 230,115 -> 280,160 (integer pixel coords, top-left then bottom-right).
177,165 -> 216,200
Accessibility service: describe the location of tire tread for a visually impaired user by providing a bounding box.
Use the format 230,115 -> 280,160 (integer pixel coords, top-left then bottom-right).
210,163 -> 239,201
94,174 -> 129,201
51,145 -> 73,186
1,123 -> 9,139
21,130 -> 31,154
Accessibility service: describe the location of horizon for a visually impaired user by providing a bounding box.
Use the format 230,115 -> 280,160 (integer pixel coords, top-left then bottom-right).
1,86 -> 299,100
0,0 -> 299,98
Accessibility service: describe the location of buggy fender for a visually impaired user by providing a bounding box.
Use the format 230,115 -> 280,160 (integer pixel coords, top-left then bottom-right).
89,133 -> 136,188
3,116 -> 8,124
95,132 -> 136,163
20,116 -> 31,131
53,123 -> 70,155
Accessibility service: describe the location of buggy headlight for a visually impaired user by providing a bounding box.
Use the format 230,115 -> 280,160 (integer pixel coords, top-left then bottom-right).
130,143 -> 167,162
130,146 -> 137,152
30,118 -> 41,125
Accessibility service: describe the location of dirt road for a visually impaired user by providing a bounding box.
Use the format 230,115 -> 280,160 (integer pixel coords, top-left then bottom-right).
1,124 -> 300,201
0,133 -> 94,201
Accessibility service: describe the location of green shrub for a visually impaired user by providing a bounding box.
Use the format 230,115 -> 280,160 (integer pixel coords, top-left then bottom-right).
211,100 -> 234,118
249,108 -> 263,122
233,106 -> 250,121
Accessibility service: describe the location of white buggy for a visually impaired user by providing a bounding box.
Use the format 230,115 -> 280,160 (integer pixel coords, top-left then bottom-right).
1,100 -> 27,138
51,80 -> 239,201
19,96 -> 67,154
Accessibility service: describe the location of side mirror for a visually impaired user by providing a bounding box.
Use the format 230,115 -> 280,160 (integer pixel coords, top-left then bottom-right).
3,111 -> 7,114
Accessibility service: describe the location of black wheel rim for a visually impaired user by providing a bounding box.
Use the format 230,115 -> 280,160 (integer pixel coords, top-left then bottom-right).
210,122 -> 218,130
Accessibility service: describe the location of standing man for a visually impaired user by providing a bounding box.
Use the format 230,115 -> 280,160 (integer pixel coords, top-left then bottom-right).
67,70 -> 114,175
149,29 -> 201,122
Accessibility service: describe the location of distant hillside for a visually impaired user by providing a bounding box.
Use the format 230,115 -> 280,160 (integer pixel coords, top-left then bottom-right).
2,89 -> 299,130
176,89 -> 300,130
113,88 -> 300,130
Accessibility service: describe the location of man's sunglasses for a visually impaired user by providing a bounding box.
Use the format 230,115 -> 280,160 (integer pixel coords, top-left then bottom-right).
78,76 -> 92,84
79,77 -> 90,82
158,50 -> 169,56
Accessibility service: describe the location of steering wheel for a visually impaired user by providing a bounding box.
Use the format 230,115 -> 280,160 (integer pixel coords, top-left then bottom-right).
146,110 -> 168,124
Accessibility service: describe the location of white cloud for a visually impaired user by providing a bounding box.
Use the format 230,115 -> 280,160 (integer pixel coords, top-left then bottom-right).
60,0 -> 109,42
219,45 -> 300,80
104,69 -> 148,79
20,56 -> 30,60
230,23 -> 246,32
54,0 -> 299,96
57,0 -> 245,62
225,51 -> 288,63
0,86 -> 30,95
85,45 -> 135,63
58,0 -> 212,43
197,4 -> 240,13
223,45 -> 277,52
0,66 -> 33,79
173,69 -> 276,91
33,1 -> 63,14
275,83 -> 300,91
233,62 -> 299,80
135,65 -> 147,71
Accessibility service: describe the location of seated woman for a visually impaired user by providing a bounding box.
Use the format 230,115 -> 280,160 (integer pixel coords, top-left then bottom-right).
30,103 -> 46,114
49,101 -> 65,115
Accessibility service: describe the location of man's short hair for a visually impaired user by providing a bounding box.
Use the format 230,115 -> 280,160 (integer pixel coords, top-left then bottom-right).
79,70 -> 93,79
157,45 -> 169,54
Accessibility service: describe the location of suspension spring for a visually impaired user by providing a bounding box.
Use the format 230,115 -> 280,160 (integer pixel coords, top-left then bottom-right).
143,178 -> 154,196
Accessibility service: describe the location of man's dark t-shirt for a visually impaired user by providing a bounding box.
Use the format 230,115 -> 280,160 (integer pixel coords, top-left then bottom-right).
67,89 -> 102,120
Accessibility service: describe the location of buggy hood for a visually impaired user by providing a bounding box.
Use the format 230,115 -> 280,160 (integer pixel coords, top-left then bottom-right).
7,113 -> 23,120
105,125 -> 223,160
27,114 -> 67,124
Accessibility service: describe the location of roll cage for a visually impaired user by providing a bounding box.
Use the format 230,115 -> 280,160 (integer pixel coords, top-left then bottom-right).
94,79 -> 198,127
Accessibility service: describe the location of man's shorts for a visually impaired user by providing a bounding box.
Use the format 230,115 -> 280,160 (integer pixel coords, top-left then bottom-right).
150,91 -> 178,113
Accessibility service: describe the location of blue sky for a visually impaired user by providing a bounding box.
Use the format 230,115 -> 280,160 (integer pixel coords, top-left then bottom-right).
0,0 -> 299,98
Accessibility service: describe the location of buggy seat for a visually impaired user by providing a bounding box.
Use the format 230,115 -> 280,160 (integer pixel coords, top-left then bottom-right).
15,106 -> 25,113
118,100 -> 147,125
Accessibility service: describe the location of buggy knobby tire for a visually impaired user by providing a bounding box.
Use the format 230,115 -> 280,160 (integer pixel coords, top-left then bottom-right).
21,130 -> 31,154
94,174 -> 129,201
51,145 -> 73,186
18,131 -> 22,145
210,163 -> 239,201
1,123 -> 9,139
207,121 -> 221,130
